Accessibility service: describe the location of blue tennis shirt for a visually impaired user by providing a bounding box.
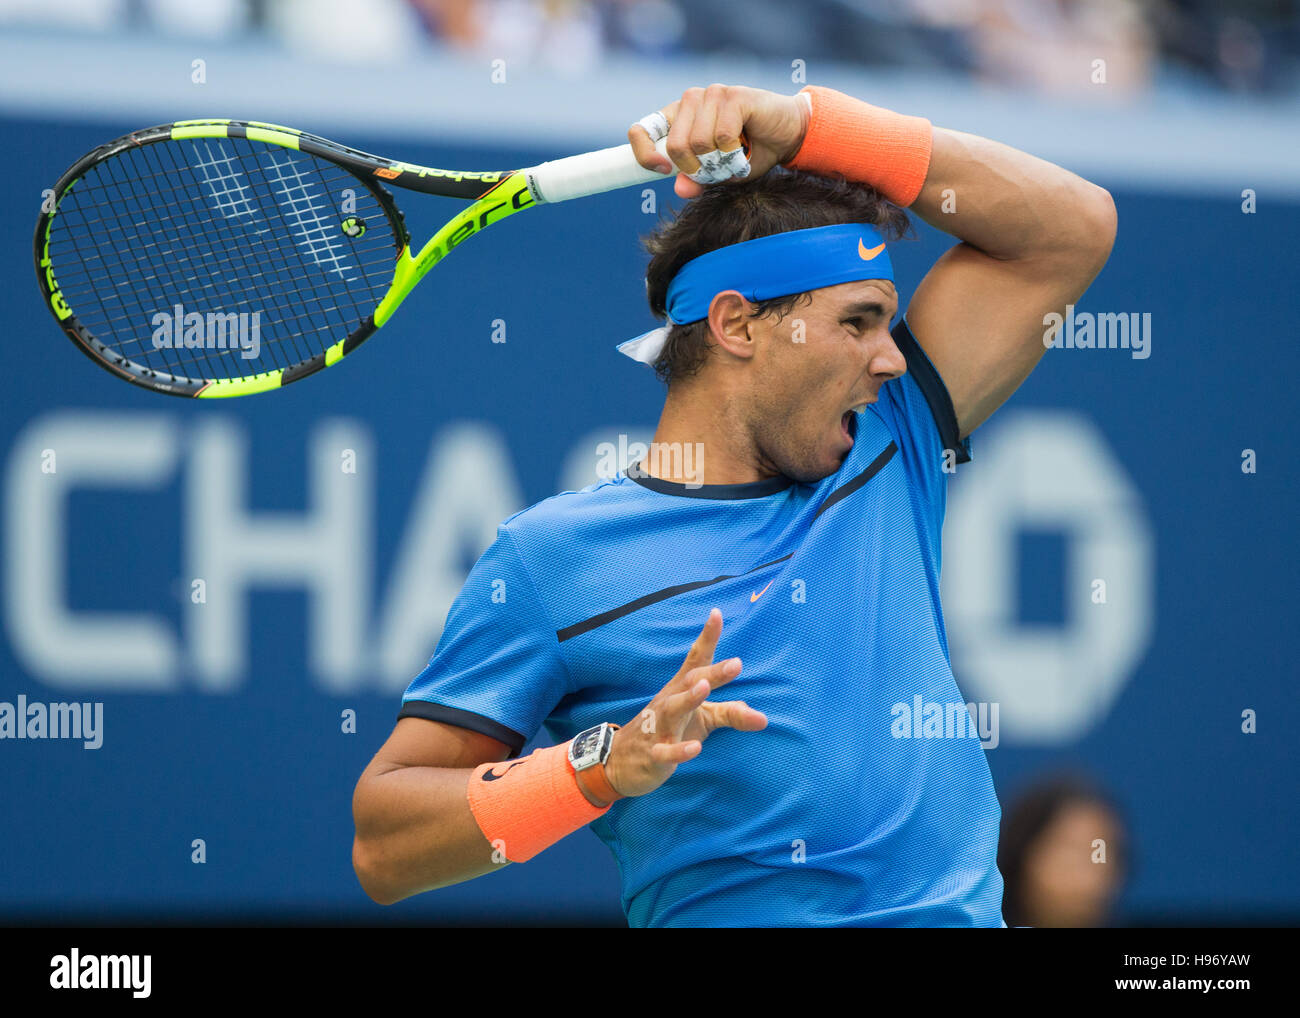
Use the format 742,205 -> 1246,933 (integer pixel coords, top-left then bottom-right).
401,318 -> 1005,927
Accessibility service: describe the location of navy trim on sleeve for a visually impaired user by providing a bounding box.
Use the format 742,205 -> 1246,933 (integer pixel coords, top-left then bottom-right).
892,318 -> 971,464
398,700 -> 528,758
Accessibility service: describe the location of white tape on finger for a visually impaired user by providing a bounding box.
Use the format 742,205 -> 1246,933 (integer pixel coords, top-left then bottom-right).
636,111 -> 670,143
686,146 -> 751,185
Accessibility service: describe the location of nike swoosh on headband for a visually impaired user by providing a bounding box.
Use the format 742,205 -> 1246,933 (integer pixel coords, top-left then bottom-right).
858,239 -> 886,260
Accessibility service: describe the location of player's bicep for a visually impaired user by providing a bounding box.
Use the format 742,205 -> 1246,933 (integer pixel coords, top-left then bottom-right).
365,717 -> 511,779
905,239 -> 1107,438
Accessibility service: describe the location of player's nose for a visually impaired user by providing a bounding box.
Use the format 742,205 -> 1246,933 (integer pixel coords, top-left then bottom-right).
869,328 -> 907,381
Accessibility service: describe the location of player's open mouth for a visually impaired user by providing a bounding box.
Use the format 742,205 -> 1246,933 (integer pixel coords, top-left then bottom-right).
841,401 -> 871,443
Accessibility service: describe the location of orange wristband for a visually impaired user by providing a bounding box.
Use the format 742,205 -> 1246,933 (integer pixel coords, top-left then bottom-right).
782,85 -> 933,208
467,742 -> 611,863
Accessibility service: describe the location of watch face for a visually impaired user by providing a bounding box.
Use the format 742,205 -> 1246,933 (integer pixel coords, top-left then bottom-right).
570,725 -> 608,769
574,729 -> 600,759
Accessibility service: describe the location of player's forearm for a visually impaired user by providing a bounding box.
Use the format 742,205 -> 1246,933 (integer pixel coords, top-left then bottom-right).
351,765 -> 500,905
910,127 -> 1116,266
781,87 -> 1114,268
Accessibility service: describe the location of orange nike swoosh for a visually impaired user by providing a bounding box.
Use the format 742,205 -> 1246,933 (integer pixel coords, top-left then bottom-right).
750,579 -> 774,602
858,238 -> 886,260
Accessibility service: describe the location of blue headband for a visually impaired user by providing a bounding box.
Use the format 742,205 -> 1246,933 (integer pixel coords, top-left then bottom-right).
618,222 -> 894,364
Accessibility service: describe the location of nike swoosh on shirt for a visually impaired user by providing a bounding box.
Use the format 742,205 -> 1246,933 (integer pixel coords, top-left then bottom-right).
858,239 -> 886,260
750,579 -> 774,602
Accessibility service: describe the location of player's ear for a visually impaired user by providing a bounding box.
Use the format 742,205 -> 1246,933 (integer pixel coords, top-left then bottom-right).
706,290 -> 758,362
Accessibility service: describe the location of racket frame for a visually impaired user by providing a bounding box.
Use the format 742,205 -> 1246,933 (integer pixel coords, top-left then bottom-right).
35,119 -> 552,398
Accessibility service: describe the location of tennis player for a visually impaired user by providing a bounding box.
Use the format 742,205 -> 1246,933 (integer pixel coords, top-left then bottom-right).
352,83 -> 1116,926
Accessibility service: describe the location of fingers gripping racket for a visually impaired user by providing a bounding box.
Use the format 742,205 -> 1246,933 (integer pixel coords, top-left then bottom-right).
34,120 -> 679,397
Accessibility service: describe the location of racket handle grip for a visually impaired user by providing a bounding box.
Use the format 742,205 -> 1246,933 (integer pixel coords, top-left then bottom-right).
525,136 -> 678,204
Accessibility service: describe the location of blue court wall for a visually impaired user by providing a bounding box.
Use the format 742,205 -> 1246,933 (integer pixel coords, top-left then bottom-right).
1,114 -> 1295,924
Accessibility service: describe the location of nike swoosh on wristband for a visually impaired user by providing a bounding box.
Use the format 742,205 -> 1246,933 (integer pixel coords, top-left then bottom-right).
482,760 -> 527,781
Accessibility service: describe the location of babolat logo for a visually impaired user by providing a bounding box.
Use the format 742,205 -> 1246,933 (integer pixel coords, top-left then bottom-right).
50,949 -> 151,998
375,161 -> 505,185
414,186 -> 534,273
39,245 -> 72,321
151,303 -> 261,360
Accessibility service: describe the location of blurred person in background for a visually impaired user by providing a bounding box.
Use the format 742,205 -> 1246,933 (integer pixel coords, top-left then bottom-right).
1147,0 -> 1293,93
999,773 -> 1129,927
970,0 -> 1156,97
409,0 -> 608,72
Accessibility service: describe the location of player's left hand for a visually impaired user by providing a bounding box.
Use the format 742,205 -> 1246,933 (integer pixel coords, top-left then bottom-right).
628,83 -> 809,200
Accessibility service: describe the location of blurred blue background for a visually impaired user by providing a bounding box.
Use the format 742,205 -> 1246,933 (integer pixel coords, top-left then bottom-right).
1,0 -> 1297,925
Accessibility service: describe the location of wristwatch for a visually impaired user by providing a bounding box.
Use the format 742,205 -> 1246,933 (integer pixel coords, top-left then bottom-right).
568,722 -> 623,808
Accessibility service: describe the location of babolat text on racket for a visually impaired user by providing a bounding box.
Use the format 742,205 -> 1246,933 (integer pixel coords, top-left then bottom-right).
34,119 -> 680,397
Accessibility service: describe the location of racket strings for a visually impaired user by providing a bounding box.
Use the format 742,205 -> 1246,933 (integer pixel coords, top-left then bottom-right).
139,138 -> 368,374
133,139 -> 373,373
46,135 -> 400,382
168,140 -> 320,374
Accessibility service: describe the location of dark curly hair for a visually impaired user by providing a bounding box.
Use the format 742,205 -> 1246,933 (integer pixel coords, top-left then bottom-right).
641,167 -> 912,385
998,772 -> 1129,928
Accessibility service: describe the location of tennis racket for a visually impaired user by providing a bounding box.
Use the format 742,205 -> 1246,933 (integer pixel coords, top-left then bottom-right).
34,119 -> 683,397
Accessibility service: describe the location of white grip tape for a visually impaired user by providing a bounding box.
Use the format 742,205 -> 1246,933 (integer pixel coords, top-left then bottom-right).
525,136 -> 675,204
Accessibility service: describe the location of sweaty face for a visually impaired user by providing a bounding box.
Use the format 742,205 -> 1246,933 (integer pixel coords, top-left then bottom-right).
742,280 -> 905,484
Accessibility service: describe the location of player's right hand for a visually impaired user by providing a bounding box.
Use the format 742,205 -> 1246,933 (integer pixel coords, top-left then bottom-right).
604,608 -> 767,799
628,83 -> 809,199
